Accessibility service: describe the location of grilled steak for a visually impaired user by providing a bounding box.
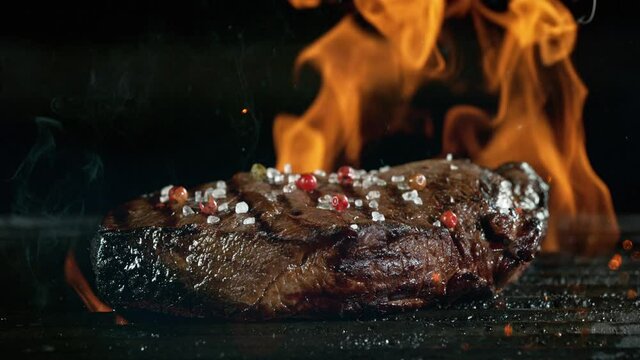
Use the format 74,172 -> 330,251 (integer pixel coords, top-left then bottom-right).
92,159 -> 549,319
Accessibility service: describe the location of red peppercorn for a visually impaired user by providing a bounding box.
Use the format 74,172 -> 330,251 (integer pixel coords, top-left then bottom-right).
169,186 -> 188,204
337,166 -> 354,185
331,194 -> 350,211
295,173 -> 318,192
198,196 -> 218,215
408,173 -> 427,190
440,210 -> 458,229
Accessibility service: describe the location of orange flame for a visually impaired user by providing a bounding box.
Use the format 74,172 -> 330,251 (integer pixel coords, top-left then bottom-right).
64,251 -> 127,325
607,253 -> 622,271
275,0 -> 446,172
442,0 -> 618,254
289,0 -> 322,9
276,0 -> 619,253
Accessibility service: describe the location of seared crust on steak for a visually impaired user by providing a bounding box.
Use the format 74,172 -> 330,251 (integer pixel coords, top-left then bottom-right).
92,159 -> 549,319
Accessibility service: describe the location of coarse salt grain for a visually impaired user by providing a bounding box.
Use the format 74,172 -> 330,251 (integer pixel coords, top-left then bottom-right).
317,203 -> 332,210
212,188 -> 226,199
328,173 -> 339,184
366,190 -> 380,200
161,185 -> 173,196
218,202 -> 229,212
283,183 -> 297,193
274,174 -> 285,184
160,184 -> 173,203
182,205 -> 195,216
216,181 -> 226,189
397,183 -> 410,190
194,191 -> 202,203
372,211 -> 385,222
391,175 -> 405,183
379,166 -> 390,173
243,217 -> 255,225
446,153 -> 453,161
265,192 -> 278,202
354,199 -> 363,207
362,177 -> 375,189
369,200 -> 379,209
284,163 -> 292,174
313,169 -> 327,177
450,164 -> 458,170
318,194 -> 332,204
267,167 -> 280,179
235,202 -> 249,214
204,187 -> 215,200
288,174 -> 300,183
376,179 -> 387,186
402,190 -> 418,201
350,224 -> 358,230
206,215 -> 220,224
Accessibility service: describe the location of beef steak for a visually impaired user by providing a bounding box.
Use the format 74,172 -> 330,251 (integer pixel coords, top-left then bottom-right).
92,159 -> 549,319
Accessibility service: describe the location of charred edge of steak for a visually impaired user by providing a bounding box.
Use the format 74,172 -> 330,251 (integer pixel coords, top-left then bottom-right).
92,159 -> 549,319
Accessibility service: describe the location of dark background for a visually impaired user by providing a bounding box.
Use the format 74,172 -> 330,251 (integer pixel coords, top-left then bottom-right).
1,0 -> 638,217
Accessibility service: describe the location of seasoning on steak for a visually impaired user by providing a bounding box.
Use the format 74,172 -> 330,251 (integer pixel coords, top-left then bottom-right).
92,159 -> 549,319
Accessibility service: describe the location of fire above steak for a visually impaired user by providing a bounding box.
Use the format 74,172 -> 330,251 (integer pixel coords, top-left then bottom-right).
92,159 -> 549,319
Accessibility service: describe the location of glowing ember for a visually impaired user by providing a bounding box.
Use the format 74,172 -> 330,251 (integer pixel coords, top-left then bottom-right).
622,239 -> 634,251
278,0 -> 619,254
608,254 -> 622,271
504,323 -> 513,337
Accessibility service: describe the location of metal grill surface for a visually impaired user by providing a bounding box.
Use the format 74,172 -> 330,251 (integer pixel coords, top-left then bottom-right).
0,217 -> 638,359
